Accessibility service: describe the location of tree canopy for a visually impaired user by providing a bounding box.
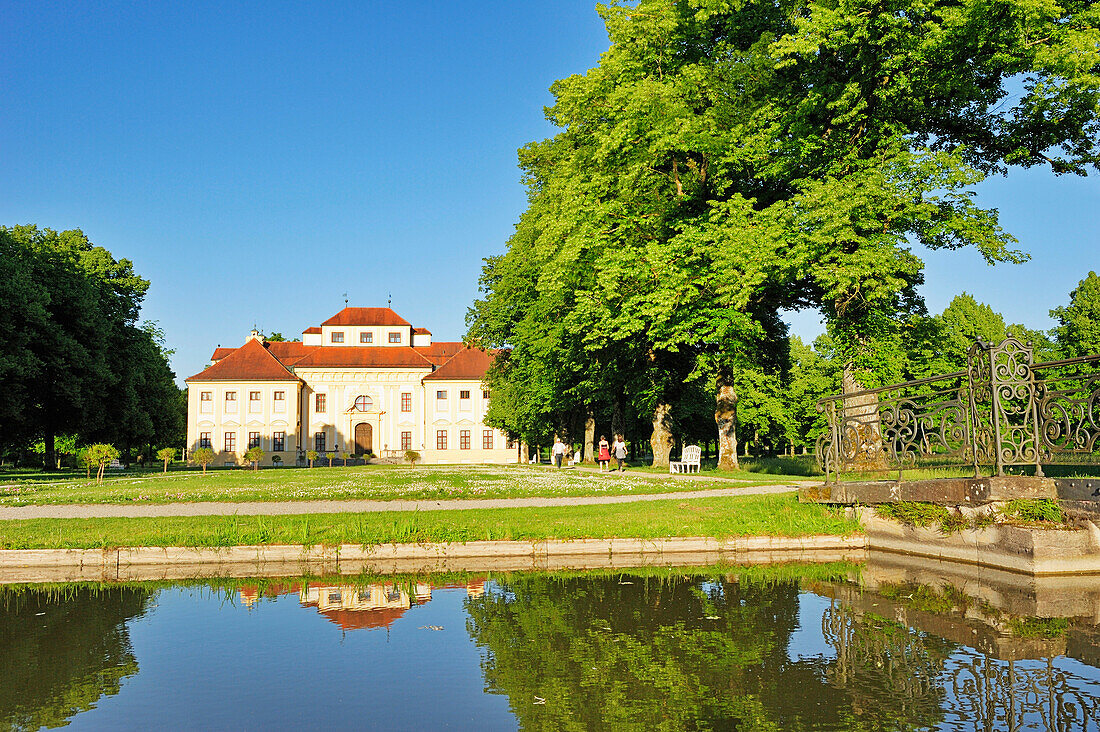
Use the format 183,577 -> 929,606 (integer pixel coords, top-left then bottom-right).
1052,271 -> 1100,357
467,0 -> 1100,463
0,225 -> 184,467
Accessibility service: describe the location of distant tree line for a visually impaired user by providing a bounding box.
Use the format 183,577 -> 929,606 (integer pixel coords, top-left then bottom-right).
0,225 -> 184,469
466,0 -> 1100,465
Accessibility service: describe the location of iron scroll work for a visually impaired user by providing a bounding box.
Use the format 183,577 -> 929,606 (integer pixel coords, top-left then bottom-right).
816,337 -> 1100,483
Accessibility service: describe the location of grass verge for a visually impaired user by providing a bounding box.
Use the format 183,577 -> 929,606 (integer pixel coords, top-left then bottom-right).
0,464 -> 801,506
0,493 -> 859,549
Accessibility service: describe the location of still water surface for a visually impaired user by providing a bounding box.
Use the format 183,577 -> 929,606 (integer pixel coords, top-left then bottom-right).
2,565 -> 1100,730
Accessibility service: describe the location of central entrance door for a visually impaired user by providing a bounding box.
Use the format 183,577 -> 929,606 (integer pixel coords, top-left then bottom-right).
354,422 -> 373,455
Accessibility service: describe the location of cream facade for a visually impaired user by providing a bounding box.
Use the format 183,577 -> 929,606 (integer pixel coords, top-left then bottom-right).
185,307 -> 517,466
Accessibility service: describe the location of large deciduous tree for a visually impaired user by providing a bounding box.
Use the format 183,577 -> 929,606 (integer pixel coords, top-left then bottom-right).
1052,271 -> 1100,358
470,0 -> 1100,466
0,226 -> 184,468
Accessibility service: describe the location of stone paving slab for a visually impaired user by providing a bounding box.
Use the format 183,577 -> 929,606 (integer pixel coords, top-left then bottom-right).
0,534 -> 868,583
0,483 -> 804,521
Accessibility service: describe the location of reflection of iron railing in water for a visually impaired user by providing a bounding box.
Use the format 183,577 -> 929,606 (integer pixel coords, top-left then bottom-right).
816,337 -> 1100,483
823,601 -> 1100,729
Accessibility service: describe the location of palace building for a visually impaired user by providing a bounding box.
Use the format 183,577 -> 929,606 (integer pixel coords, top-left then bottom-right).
185,307 -> 517,466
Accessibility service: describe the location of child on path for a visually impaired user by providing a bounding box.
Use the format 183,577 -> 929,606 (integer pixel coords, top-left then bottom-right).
612,435 -> 628,473
597,435 -> 611,472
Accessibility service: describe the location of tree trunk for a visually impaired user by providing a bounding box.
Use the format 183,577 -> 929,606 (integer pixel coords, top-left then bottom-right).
611,395 -> 625,439
43,426 -> 56,472
716,380 -> 740,470
521,442 -> 530,463
650,402 -> 675,468
583,412 -> 596,463
841,365 -> 888,471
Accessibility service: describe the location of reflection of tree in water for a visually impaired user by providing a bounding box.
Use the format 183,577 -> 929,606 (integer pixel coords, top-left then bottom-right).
822,602 -> 953,730
0,587 -> 151,730
465,574 -> 951,731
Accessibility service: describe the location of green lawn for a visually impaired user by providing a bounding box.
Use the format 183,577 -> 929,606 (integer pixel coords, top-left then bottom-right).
627,455 -> 822,480
0,493 -> 859,549
0,463 -> 807,507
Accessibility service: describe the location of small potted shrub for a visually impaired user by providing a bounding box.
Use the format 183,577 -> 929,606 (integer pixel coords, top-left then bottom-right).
307,450 -> 318,468
157,447 -> 175,474
244,446 -> 264,470
191,447 -> 216,474
404,449 -> 420,465
272,455 -> 283,467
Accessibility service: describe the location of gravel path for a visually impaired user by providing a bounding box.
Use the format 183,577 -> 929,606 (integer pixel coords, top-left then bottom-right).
0,483 -> 808,520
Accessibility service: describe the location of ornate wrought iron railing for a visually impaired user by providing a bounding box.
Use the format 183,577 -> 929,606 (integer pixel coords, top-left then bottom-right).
816,337 -> 1100,483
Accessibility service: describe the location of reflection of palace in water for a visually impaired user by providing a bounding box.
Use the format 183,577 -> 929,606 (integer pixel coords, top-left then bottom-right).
814,553 -> 1100,730
238,579 -> 486,630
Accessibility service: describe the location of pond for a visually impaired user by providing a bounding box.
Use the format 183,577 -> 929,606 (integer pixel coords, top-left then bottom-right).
3,556 -> 1100,730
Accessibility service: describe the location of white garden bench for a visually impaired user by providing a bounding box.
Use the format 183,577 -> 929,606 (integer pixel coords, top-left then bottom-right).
670,445 -> 701,474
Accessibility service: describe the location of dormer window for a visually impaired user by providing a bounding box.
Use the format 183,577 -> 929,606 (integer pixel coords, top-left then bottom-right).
388,332 -> 401,343
331,331 -> 345,343
354,395 -> 373,412
360,332 -> 373,343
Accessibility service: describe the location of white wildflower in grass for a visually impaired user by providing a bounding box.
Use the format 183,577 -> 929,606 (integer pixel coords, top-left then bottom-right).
0,462 -> 734,506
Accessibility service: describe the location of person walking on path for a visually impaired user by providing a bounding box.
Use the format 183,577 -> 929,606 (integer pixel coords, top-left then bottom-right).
552,437 -> 568,468
612,435 -> 628,473
597,435 -> 611,472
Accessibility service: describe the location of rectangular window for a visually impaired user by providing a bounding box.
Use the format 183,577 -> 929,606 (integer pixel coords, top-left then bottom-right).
314,432 -> 326,452
200,391 -> 213,413
273,432 -> 285,452
199,432 -> 211,449
459,390 -> 472,411
460,430 -> 470,450
388,331 -> 401,343
436,390 -> 447,400
315,393 -> 326,413
401,431 -> 412,451
224,432 -> 236,452
331,331 -> 344,343
482,430 -> 494,450
401,392 -> 412,412
273,390 -> 285,413
460,390 -> 470,399
360,332 -> 373,343
436,430 -> 447,450
224,391 -> 237,413
248,431 -> 261,449
249,391 -> 262,413
482,389 -> 490,400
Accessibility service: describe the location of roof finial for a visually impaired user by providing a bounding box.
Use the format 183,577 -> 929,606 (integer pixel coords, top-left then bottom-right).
387,291 -> 392,307
343,292 -> 348,307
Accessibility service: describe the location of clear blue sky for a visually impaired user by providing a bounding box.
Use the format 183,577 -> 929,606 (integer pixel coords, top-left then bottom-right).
2,2 -> 1097,383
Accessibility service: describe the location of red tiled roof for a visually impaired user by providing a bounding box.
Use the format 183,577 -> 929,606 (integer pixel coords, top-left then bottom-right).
302,326 -> 321,334
291,346 -> 432,369
412,327 -> 432,335
414,341 -> 466,366
321,307 -> 411,327
210,341 -> 317,366
264,341 -> 316,366
186,338 -> 300,382
423,347 -> 493,381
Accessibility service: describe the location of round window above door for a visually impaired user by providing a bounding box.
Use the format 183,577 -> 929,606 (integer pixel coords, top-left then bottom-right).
354,395 -> 373,412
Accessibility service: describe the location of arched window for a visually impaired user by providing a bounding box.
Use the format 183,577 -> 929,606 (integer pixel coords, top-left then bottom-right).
354,395 -> 373,412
